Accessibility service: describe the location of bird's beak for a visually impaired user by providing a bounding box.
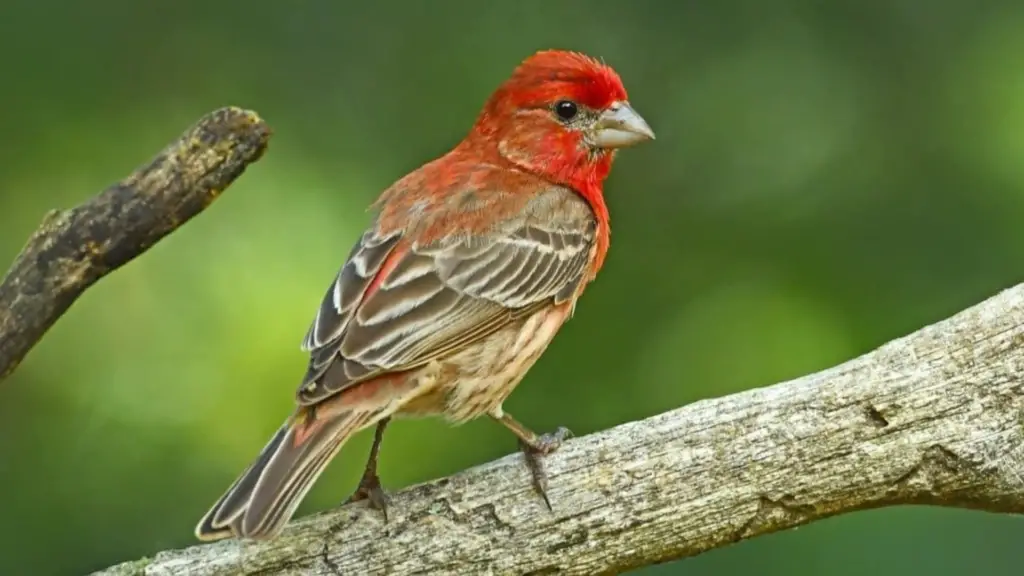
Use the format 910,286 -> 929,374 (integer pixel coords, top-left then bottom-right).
591,102 -> 655,149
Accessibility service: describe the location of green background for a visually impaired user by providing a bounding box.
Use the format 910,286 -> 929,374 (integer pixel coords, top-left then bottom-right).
2,1 -> 1023,574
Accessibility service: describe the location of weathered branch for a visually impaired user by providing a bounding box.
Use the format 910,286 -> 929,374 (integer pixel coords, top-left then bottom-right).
96,283 -> 1024,575
0,107 -> 271,381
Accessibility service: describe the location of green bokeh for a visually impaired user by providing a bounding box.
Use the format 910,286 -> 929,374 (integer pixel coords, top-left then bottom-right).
2,1 -> 1023,574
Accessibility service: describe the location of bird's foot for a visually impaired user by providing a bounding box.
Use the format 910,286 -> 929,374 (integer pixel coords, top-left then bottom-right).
343,418 -> 391,521
344,469 -> 391,522
518,426 -> 573,511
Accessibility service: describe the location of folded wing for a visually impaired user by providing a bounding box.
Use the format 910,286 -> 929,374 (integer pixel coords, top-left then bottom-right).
296,187 -> 596,405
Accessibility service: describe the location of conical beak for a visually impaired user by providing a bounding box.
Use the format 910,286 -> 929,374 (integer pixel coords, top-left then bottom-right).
591,101 -> 655,149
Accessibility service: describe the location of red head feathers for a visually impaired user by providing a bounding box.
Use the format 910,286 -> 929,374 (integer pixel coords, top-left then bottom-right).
467,50 -> 654,201
490,50 -> 628,111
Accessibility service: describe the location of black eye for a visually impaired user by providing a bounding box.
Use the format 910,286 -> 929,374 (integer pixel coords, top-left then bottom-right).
554,100 -> 578,121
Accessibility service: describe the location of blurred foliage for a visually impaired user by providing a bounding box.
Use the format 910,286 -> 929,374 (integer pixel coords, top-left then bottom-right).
1,0 -> 1023,574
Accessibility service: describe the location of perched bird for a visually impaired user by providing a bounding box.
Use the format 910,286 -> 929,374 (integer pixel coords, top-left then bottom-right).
195,49 -> 654,541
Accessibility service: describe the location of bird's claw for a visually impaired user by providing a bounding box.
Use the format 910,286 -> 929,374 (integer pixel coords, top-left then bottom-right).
519,426 -> 573,511
533,426 -> 574,453
344,471 -> 391,522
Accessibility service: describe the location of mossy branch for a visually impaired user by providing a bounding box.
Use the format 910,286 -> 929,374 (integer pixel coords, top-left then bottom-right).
95,283 -> 1024,575
0,107 -> 271,381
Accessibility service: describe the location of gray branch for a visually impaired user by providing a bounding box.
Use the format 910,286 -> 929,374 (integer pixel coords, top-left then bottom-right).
95,283 -> 1024,575
0,107 -> 271,381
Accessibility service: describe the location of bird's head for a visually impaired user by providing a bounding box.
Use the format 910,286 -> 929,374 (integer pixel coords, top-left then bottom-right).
469,50 -> 655,188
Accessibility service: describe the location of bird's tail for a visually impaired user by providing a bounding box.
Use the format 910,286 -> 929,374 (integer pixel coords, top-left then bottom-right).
195,406 -> 375,541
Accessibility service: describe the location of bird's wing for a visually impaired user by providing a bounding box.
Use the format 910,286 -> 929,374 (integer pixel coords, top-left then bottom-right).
295,187 -> 596,405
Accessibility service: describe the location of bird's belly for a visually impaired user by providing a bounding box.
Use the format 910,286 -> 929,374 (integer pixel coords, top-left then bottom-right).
397,304 -> 570,424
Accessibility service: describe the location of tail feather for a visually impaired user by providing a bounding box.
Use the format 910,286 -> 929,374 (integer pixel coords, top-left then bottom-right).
208,426 -> 290,532
194,409 -> 372,541
240,410 -> 371,537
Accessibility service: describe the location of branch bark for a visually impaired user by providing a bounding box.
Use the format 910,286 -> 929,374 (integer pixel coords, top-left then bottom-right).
95,283 -> 1024,575
0,107 -> 271,381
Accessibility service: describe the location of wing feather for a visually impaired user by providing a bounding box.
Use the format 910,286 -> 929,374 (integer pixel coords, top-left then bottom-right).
295,187 -> 597,405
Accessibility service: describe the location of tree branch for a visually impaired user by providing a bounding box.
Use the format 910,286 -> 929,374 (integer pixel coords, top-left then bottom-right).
95,283 -> 1024,575
0,107 -> 271,381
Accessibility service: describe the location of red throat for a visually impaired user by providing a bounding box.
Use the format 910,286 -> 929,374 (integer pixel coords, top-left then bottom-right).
574,155 -> 613,275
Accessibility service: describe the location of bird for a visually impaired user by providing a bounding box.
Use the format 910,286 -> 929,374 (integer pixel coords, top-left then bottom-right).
195,49 -> 655,541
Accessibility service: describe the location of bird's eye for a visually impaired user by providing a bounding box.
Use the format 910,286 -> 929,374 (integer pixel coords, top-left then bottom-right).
554,100 -> 579,121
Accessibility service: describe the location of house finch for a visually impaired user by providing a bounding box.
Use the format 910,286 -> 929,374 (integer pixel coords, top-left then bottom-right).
195,49 -> 654,541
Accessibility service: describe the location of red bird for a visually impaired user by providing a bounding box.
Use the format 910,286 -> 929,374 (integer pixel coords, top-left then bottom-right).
195,49 -> 654,541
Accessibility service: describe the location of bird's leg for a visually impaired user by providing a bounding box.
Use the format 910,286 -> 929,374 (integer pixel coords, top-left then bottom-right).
344,417 -> 391,521
491,412 -> 573,511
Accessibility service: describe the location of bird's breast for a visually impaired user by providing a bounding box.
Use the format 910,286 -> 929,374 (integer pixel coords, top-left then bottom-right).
396,303 -> 572,423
